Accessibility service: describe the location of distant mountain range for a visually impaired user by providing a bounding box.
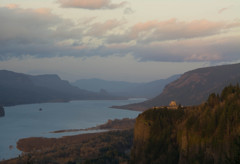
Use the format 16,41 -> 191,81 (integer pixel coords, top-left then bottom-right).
0,70 -> 122,106
71,75 -> 180,99
117,63 -> 240,111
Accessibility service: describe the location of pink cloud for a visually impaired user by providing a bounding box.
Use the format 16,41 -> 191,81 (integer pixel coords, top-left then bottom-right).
118,19 -> 239,43
34,8 -> 52,15
86,19 -> 125,36
5,4 -> 19,9
3,4 -> 51,16
145,19 -> 217,38
57,0 -> 127,9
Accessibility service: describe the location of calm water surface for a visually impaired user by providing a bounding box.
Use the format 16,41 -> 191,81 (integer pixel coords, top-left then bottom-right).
0,99 -> 144,160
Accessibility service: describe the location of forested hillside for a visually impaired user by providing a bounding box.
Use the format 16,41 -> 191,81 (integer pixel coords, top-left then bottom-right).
131,84 -> 240,164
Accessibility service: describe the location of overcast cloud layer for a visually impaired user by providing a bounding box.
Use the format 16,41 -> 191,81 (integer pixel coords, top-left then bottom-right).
57,0 -> 127,10
0,0 -> 239,81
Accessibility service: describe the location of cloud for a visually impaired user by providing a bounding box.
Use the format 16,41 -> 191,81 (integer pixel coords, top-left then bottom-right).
107,19 -> 240,44
67,34 -> 240,63
218,5 -> 233,14
0,6 -> 84,58
124,7 -> 134,14
4,4 -> 19,9
0,6 -> 239,64
129,35 -> 240,62
86,19 -> 124,36
218,7 -> 228,14
57,0 -> 127,10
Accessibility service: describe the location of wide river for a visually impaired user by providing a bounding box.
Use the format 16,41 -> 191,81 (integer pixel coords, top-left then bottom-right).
0,99 -> 144,161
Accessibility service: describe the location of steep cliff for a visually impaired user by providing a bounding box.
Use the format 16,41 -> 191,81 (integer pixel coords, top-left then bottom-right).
131,84 -> 240,164
120,63 -> 240,111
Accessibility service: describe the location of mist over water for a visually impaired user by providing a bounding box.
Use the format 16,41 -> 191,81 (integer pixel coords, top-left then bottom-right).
0,99 -> 144,160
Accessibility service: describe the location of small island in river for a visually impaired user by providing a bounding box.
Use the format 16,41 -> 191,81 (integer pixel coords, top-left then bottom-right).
0,106 -> 5,117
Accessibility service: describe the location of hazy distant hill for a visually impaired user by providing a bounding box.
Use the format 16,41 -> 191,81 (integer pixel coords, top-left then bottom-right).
118,63 -> 240,111
72,78 -> 139,93
128,75 -> 180,98
0,70 -> 122,106
72,75 -> 180,98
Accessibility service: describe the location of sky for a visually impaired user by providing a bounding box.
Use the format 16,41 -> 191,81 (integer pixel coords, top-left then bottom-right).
0,0 -> 239,82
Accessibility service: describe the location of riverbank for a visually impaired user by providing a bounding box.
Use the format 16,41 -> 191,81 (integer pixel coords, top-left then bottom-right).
50,118 -> 135,133
1,118 -> 135,164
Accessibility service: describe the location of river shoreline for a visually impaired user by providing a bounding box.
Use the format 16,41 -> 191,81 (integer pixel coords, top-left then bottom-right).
1,118 -> 136,164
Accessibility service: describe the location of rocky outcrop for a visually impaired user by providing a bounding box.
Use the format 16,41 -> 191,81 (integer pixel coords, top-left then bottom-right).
0,106 -> 5,117
131,84 -> 240,164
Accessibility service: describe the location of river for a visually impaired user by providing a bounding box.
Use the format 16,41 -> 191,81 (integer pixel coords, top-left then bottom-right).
0,99 -> 144,161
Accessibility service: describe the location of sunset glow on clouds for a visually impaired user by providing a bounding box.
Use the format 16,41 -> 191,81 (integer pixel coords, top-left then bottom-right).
0,0 -> 239,82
